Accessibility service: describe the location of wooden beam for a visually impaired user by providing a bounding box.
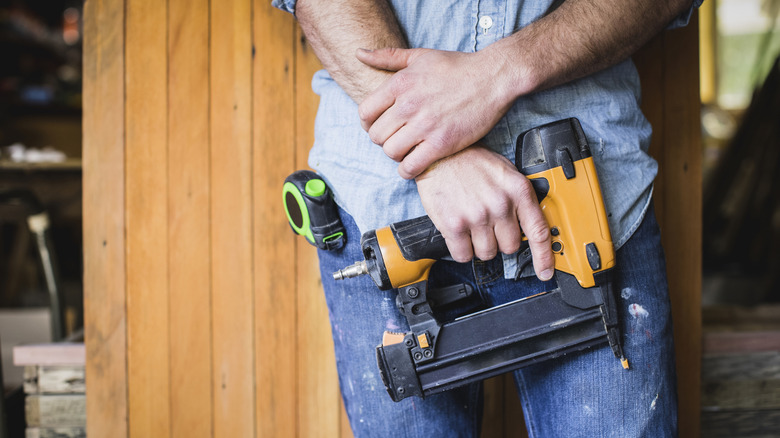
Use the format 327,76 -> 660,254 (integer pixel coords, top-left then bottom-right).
253,2 -> 299,436
167,0 -> 212,436
125,0 -> 170,436
83,0 -> 128,436
210,0 -> 256,435
636,12 -> 703,438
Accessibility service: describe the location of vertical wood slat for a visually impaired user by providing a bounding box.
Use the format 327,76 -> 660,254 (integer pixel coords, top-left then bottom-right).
210,0 -> 255,436
83,0 -> 128,436
636,14 -> 702,438
481,377 -> 504,437
167,0 -> 212,436
660,16 -> 702,438
253,2 -> 299,437
294,30 -> 343,438
125,1 -> 170,437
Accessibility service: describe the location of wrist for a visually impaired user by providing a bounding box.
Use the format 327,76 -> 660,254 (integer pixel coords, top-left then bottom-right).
481,37 -> 541,100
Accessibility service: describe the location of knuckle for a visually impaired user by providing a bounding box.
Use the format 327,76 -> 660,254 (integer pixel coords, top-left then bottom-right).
391,71 -> 413,93
357,104 -> 370,123
526,222 -> 550,244
368,130 -> 385,147
397,166 -> 414,179
441,215 -> 468,236
475,248 -> 498,261
515,177 -> 537,202
400,162 -> 421,179
499,238 -> 521,255
468,207 -> 490,227
452,253 -> 472,263
395,97 -> 418,117
427,131 -> 451,155
385,147 -> 403,162
489,197 -> 513,220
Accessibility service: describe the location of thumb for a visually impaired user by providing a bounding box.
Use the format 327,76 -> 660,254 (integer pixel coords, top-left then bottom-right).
356,47 -> 425,72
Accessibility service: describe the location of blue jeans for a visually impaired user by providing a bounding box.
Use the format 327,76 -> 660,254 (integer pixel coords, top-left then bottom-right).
316,206 -> 677,437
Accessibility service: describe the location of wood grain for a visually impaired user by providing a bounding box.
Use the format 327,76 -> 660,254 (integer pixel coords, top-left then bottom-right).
168,0 -> 212,436
125,0 -> 170,436
659,17 -> 703,438
82,0 -> 128,436
253,3 -> 299,437
636,14 -> 703,438
210,0 -> 255,436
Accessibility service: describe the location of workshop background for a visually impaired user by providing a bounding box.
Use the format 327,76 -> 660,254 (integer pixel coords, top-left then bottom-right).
0,0 -> 776,437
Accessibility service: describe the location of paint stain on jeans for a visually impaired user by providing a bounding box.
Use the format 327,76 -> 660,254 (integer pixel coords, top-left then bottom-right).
629,303 -> 649,318
650,393 -> 660,411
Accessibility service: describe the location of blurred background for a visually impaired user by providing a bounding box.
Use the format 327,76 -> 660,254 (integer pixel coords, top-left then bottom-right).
0,0 -> 83,435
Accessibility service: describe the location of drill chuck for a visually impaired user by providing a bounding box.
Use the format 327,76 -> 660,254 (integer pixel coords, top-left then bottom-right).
333,261 -> 368,281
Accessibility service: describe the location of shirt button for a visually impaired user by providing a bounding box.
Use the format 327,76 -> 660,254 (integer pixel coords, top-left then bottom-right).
479,16 -> 493,31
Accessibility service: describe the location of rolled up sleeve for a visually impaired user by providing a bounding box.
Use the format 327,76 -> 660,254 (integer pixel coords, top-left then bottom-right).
667,0 -> 704,29
271,0 -> 296,15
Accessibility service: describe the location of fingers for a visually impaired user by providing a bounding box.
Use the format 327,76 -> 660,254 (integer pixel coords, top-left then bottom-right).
514,180 -> 554,281
395,138 -> 446,179
415,146 -> 554,281
470,222 -> 499,262
358,81 -> 396,133
356,47 -> 416,72
442,228 -> 474,263
438,199 -> 514,263
443,174 -> 554,281
356,47 -> 420,132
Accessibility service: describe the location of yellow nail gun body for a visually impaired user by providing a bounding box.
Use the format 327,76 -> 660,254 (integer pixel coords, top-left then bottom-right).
334,118 -> 627,402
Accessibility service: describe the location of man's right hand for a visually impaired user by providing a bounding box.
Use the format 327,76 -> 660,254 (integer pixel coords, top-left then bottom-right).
415,145 -> 555,281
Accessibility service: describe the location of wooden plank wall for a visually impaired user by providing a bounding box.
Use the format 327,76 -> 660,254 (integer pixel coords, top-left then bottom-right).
83,1 -> 701,437
635,15 -> 703,438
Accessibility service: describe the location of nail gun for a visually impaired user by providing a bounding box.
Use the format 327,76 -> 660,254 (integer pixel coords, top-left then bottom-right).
333,118 -> 628,402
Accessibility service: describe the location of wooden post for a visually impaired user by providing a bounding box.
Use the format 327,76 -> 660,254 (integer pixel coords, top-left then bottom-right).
635,14 -> 703,438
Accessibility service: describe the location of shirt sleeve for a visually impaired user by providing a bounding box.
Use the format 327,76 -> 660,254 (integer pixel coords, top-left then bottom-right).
271,0 -> 296,15
667,0 -> 704,30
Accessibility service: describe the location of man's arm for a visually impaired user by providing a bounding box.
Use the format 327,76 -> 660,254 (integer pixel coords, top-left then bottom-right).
357,0 -> 694,179
295,0 -> 554,278
295,0 -> 407,103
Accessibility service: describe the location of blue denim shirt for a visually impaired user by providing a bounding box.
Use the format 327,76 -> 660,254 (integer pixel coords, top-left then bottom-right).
273,0 -> 699,278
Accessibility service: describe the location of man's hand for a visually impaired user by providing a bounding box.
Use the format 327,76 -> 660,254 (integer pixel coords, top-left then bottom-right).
357,48 -> 518,180
351,0 -> 692,179
416,145 -> 554,281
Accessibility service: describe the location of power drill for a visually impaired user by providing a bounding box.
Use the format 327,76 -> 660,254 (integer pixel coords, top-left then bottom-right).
333,118 -> 628,402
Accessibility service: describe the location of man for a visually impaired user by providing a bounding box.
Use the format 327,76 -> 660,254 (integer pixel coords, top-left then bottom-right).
273,0 -> 700,436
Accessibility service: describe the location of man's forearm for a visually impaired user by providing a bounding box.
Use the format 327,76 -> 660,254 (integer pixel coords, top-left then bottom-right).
353,0 -> 693,179
489,0 -> 693,98
296,0 -> 407,103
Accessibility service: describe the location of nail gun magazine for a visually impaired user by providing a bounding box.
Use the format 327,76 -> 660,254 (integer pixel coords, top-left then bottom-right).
333,118 -> 628,402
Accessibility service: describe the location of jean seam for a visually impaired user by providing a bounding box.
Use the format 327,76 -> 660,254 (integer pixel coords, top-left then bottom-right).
472,260 -> 503,286
471,383 -> 482,438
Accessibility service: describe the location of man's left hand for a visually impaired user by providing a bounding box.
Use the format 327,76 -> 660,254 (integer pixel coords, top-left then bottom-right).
357,47 -> 517,179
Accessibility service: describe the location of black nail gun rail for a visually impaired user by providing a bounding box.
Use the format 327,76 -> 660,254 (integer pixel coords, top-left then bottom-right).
334,118 -> 628,402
